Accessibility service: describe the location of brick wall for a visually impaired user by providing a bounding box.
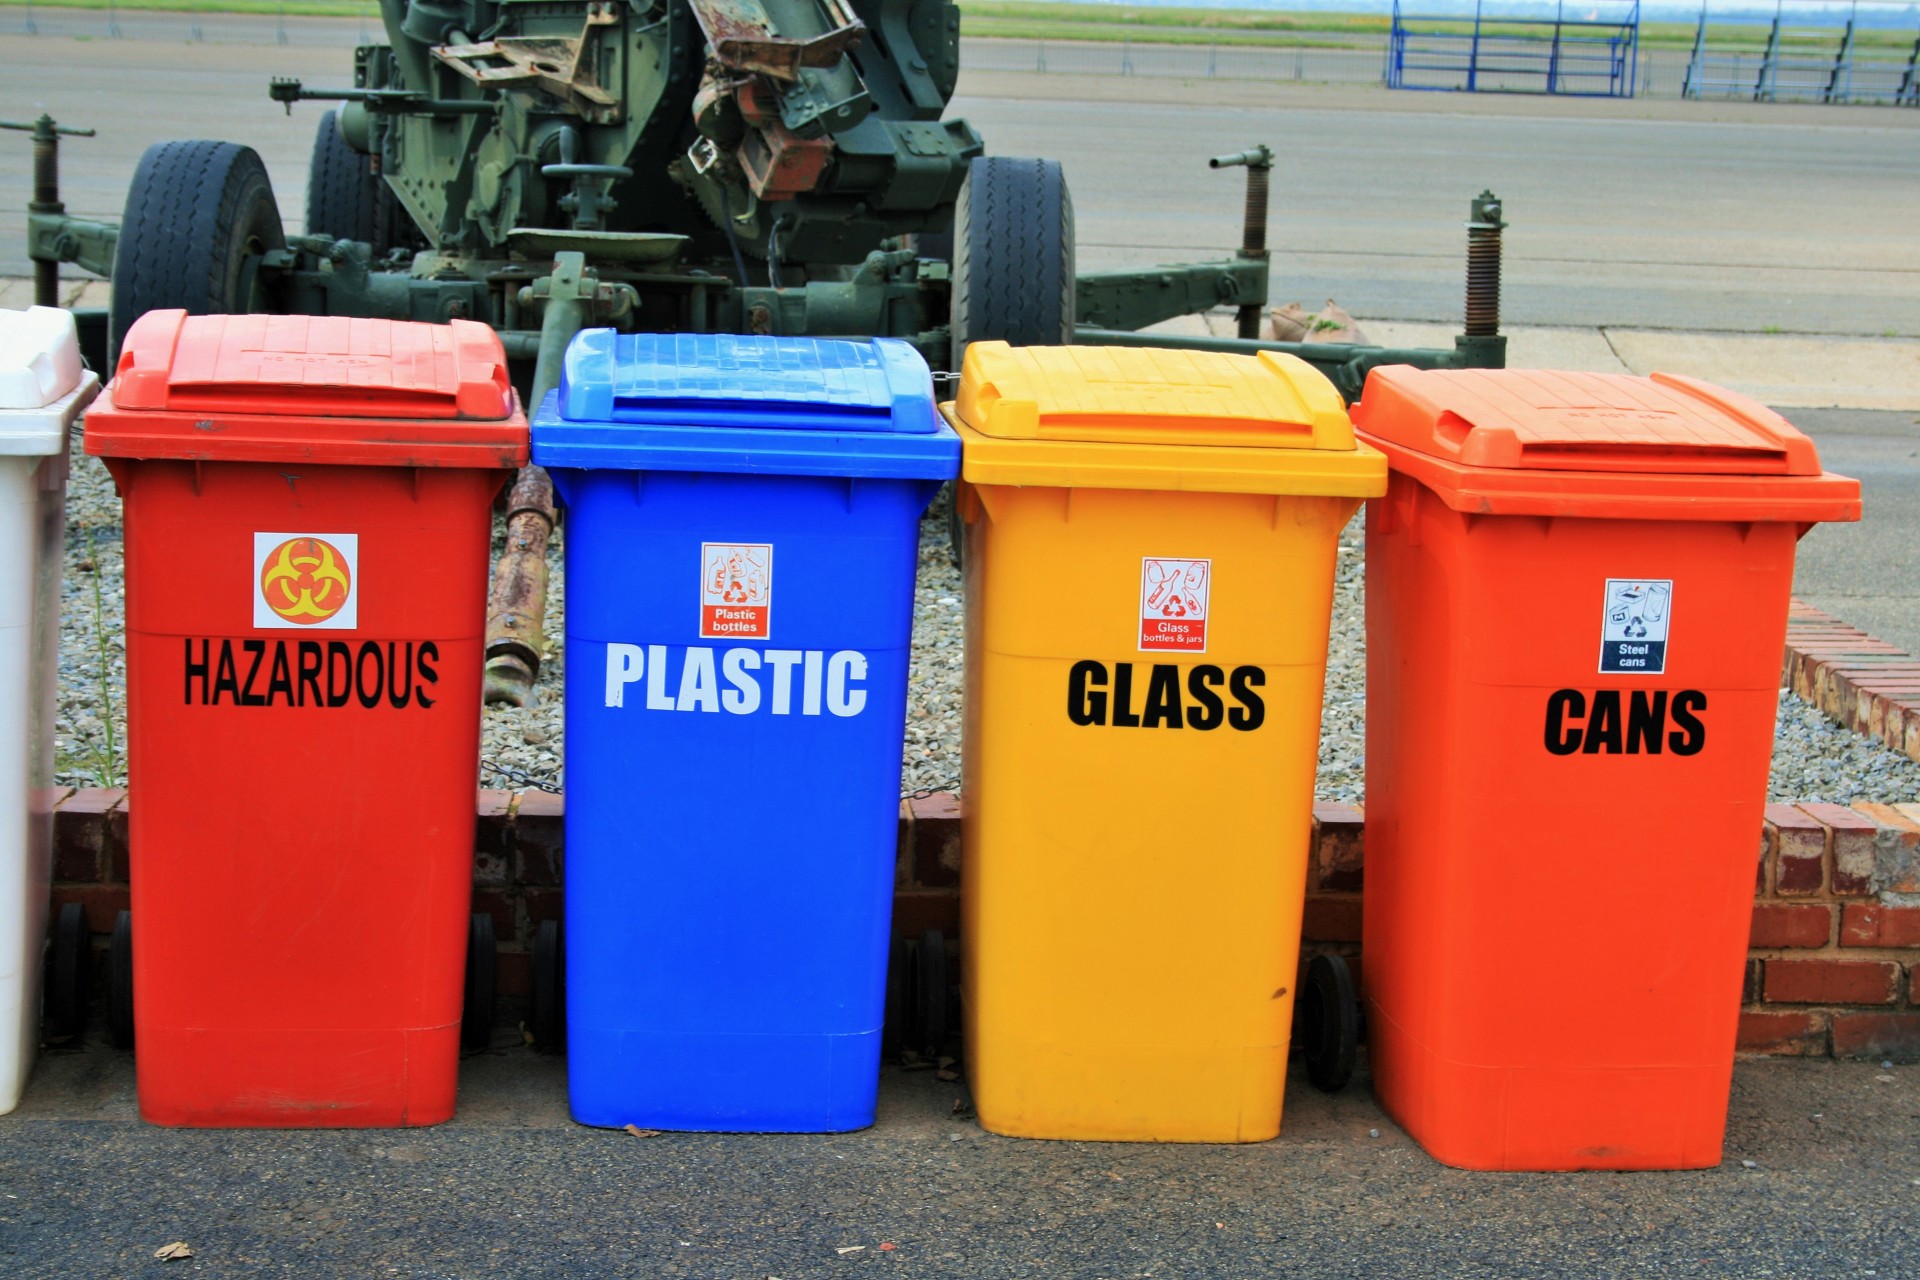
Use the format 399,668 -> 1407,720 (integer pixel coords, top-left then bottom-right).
1745,801 -> 1920,1058
47,787 -> 1920,1060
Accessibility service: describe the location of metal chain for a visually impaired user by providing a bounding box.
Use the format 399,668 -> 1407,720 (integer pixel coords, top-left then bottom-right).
902,777 -> 962,801
480,758 -> 561,793
485,757 -> 956,801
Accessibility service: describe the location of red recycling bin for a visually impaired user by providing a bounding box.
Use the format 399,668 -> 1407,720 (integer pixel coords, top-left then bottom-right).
84,311 -> 527,1127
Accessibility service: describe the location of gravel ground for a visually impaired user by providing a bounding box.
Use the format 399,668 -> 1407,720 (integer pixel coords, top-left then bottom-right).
50,434 -> 1920,805
56,431 -> 127,790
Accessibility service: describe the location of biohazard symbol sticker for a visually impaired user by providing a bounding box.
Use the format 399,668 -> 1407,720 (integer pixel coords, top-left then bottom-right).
253,533 -> 359,630
701,542 -> 772,640
1139,557 -> 1210,653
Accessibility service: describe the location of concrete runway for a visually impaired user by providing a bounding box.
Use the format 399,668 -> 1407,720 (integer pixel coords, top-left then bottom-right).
958,73 -> 1920,338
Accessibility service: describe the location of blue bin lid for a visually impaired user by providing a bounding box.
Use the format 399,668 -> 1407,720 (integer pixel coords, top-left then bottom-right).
532,331 -> 959,480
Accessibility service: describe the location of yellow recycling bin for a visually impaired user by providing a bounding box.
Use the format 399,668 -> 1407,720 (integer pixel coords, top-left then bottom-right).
947,342 -> 1386,1143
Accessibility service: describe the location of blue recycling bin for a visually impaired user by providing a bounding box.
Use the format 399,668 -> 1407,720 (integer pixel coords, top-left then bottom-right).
533,331 -> 959,1132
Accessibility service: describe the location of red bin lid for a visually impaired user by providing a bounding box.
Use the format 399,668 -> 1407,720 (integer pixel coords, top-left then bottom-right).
85,311 -> 527,468
1352,366 -> 1860,523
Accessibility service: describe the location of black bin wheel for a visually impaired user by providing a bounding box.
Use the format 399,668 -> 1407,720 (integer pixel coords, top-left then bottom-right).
945,155 -> 1075,568
305,109 -> 419,256
462,913 -> 496,1053
530,918 -> 564,1054
916,929 -> 951,1060
43,903 -> 92,1044
1300,953 -> 1358,1093
109,139 -> 287,363
107,910 -> 134,1052
882,935 -> 915,1061
941,482 -> 966,573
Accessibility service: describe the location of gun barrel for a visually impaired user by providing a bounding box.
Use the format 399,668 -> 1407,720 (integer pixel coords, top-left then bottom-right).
1209,145 -> 1273,170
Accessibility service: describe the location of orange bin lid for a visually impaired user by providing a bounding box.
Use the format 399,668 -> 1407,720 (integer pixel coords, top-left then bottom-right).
1352,366 -> 1860,523
85,311 -> 527,468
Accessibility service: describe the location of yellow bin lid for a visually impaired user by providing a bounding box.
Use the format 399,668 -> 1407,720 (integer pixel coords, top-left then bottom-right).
944,342 -> 1386,497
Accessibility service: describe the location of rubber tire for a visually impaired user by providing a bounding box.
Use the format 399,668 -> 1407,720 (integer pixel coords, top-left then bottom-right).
462,913 -> 496,1053
305,109 -> 416,255
109,139 -> 287,364
948,155 -> 1075,374
530,918 -> 564,1054
43,903 -> 91,1044
108,911 -> 134,1052
1301,953 -> 1359,1094
946,155 -> 1074,565
916,929 -> 949,1059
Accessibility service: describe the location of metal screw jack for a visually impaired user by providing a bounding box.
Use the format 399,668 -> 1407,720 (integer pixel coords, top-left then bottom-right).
1464,190 -> 1505,339
1210,145 -> 1273,341
0,114 -> 96,307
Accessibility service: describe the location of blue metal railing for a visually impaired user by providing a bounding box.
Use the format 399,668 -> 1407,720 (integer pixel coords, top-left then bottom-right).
1683,2 -> 1920,105
1388,0 -> 1641,96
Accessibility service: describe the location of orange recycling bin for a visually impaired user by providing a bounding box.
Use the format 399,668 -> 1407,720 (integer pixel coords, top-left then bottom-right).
1353,366 -> 1860,1171
84,311 -> 526,1127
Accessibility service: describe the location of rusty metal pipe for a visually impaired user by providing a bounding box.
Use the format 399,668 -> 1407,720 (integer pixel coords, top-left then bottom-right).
1209,145 -> 1272,341
2,115 -> 94,307
30,117 -> 59,308
1235,163 -> 1270,340
483,465 -> 557,706
483,255 -> 596,707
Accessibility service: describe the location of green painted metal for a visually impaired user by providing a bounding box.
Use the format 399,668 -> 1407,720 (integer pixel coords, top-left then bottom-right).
273,0 -> 979,267
24,213 -> 117,287
1075,261 -> 1269,335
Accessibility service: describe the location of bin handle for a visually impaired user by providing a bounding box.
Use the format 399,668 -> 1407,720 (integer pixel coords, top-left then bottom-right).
1373,475 -> 1419,540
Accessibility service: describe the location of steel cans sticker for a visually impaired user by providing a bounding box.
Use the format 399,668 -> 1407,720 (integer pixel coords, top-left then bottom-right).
1139,557 -> 1210,654
1599,578 -> 1672,674
701,542 -> 772,640
254,533 -> 358,630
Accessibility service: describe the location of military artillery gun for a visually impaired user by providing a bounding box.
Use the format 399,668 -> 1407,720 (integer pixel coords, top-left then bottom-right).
11,0 -> 1510,704
36,0 -> 1274,393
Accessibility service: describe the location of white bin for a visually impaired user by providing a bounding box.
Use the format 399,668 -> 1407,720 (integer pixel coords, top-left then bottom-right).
0,307 -> 97,1112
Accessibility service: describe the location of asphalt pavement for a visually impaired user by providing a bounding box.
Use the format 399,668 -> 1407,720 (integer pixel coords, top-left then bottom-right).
5,1031 -> 1919,1278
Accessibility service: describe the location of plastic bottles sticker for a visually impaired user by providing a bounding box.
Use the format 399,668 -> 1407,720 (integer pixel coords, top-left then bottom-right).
1139,557 -> 1210,654
1599,578 -> 1672,674
701,543 -> 771,641
254,533 -> 358,630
